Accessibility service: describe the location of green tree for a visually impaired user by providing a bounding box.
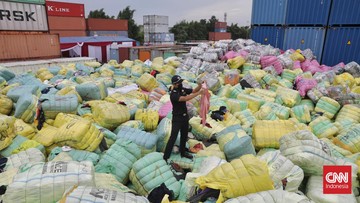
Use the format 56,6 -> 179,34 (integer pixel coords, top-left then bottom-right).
227,24 -> 250,39
170,20 -> 189,42
117,6 -> 142,43
88,8 -> 114,19
207,16 -> 219,33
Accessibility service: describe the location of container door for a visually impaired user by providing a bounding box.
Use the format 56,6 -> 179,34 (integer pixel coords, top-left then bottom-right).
119,48 -> 129,63
283,27 -> 326,61
88,45 -> 102,62
110,48 -> 119,62
251,26 -> 284,48
322,27 -> 360,66
139,50 -> 151,61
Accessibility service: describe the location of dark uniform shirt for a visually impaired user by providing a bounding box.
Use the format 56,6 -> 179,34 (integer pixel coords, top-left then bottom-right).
170,87 -> 192,121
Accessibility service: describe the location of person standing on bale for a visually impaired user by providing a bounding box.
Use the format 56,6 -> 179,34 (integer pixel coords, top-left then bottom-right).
163,75 -> 203,162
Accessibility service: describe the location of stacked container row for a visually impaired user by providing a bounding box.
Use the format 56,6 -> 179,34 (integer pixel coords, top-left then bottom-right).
143,15 -> 174,45
46,1 -> 86,37
251,0 -> 360,65
209,21 -> 231,41
0,1 -> 61,61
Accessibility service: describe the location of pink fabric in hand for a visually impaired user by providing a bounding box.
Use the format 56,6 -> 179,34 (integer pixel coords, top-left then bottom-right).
200,83 -> 210,126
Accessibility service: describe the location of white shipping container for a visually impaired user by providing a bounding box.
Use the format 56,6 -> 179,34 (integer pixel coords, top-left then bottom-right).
0,1 -> 48,31
143,15 -> 168,25
144,24 -> 169,33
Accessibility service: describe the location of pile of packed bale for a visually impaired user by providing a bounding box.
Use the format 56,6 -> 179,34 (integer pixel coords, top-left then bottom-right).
0,38 -> 359,203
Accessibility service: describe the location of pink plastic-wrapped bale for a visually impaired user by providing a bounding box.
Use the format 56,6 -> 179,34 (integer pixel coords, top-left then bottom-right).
295,76 -> 318,97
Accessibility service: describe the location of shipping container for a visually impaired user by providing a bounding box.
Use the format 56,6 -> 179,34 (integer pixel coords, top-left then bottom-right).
251,26 -> 285,48
86,18 -> 128,31
215,22 -> 227,29
46,1 -> 85,17
119,47 -> 130,63
145,33 -> 174,42
286,0 -> 331,26
251,0 -> 287,25
87,31 -> 128,37
208,32 -> 231,41
328,0 -> 360,26
144,24 -> 169,33
139,50 -> 151,61
48,16 -> 86,31
322,27 -> 360,66
0,1 -> 48,31
283,27 -> 326,61
164,51 -> 176,59
110,48 -> 119,62
143,15 -> 168,25
0,33 -> 61,61
151,49 -> 164,59
50,30 -> 86,37
214,28 -> 227,33
6,0 -> 45,5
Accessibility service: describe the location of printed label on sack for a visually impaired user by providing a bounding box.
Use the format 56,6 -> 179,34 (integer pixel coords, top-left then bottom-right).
323,165 -> 352,194
90,188 -> 117,201
42,161 -> 68,174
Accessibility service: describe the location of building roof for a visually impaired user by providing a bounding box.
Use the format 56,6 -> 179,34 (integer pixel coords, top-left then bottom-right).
60,36 -> 135,44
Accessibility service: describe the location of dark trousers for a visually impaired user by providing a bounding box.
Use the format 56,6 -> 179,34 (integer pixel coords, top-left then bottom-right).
163,117 -> 189,160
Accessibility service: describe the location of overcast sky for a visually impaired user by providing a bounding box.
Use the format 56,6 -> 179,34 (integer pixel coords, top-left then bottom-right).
49,0 -> 252,26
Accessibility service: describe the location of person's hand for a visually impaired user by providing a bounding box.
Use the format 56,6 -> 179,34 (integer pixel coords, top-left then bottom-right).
198,88 -> 205,94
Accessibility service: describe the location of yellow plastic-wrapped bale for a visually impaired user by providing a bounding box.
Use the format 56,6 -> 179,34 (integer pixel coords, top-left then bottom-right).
250,88 -> 277,102
0,95 -> 13,115
227,56 -> 246,69
90,101 -> 130,130
14,94 -> 38,123
276,86 -> 301,107
334,119 -> 356,134
315,97 -> 341,119
0,115 -> 16,151
84,61 -> 101,68
108,59 -> 121,68
291,105 -> 311,123
190,116 -> 226,141
225,98 -> 248,114
261,102 -> 290,120
299,99 -> 315,111
237,93 -> 265,112
14,119 -> 37,139
36,67 -> 54,82
11,140 -> 44,155
56,86 -> 82,103
281,69 -> 298,83
252,120 -> 300,149
234,109 -> 256,128
75,76 -> 93,84
1,83 -> 20,95
254,106 -> 278,120
162,64 -> 176,75
290,51 -> 305,62
196,144 -> 226,160
32,123 -> 58,147
196,154 -> 274,203
136,73 -> 158,92
120,60 -> 134,68
333,124 -> 360,154
334,72 -> 355,88
135,109 -> 159,131
309,116 -> 338,139
320,138 -> 352,158
248,70 -> 267,81
217,84 -> 232,98
53,113 -> 104,151
336,104 -> 360,123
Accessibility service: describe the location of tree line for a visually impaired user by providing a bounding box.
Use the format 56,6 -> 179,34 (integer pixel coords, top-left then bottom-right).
88,7 -> 250,44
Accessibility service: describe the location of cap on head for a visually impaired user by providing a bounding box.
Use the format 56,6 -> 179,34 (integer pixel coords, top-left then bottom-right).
171,75 -> 183,84
219,106 -> 227,113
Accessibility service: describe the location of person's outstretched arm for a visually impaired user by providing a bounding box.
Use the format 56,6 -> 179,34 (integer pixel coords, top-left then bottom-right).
179,89 -> 203,102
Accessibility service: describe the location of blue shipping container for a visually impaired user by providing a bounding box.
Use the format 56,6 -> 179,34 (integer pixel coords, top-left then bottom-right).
329,0 -> 360,26
283,27 -> 326,61
251,26 -> 285,48
322,27 -> 360,66
286,0 -> 332,26
251,0 -> 287,25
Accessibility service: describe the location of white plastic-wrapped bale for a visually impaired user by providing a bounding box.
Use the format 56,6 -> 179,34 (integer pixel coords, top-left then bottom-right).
4,148 -> 45,171
224,190 -> 311,203
259,150 -> 304,192
279,130 -> 337,175
3,161 -> 95,203
58,186 -> 149,203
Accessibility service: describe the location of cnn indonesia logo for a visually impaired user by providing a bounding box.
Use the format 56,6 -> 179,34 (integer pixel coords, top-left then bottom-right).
323,165 -> 352,194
